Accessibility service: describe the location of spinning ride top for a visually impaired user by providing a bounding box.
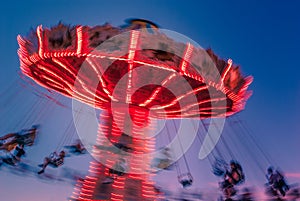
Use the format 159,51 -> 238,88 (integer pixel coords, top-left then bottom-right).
17,20 -> 252,200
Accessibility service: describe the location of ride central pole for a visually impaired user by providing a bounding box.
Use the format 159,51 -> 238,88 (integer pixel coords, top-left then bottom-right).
71,106 -> 159,201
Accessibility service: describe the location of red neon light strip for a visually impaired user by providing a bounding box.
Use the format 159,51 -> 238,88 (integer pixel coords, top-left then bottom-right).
140,72 -> 177,107
134,60 -> 176,72
72,112 -> 112,200
17,35 -> 30,58
36,64 -> 73,89
180,43 -> 194,73
36,25 -> 44,57
126,30 -> 140,104
36,62 -> 106,105
157,100 -> 229,114
151,85 -> 209,110
76,26 -> 83,55
221,59 -> 232,84
52,58 -> 77,79
86,58 -> 117,101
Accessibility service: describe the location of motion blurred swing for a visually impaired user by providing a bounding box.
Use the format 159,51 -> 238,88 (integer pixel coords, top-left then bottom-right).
189,118 -> 247,200
228,115 -> 293,199
0,76 -> 51,155
164,119 -> 194,188
39,106 -> 88,171
189,115 -> 294,200
0,75 -> 89,171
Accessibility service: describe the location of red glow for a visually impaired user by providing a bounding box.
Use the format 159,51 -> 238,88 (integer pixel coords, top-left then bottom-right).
126,30 -> 140,104
221,59 -> 232,84
36,25 -> 44,57
76,26 -> 83,55
18,24 -> 252,201
180,43 -> 193,73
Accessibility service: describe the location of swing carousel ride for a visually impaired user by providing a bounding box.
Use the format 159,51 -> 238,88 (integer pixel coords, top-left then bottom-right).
9,18 -> 272,200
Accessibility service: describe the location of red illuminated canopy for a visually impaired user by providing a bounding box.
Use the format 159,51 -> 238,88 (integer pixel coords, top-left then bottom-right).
17,23 -> 252,119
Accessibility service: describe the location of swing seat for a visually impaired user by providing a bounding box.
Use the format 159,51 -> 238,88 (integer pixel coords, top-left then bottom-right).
178,173 -> 193,188
114,143 -> 133,152
49,158 -> 64,168
157,160 -> 170,169
223,186 -> 237,197
109,168 -> 124,176
180,179 -> 193,188
49,162 -> 63,168
65,145 -> 86,155
2,158 -> 16,166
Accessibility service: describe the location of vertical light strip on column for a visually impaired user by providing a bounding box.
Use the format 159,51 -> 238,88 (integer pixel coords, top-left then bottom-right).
126,30 -> 140,104
110,109 -> 126,200
71,111 -> 110,200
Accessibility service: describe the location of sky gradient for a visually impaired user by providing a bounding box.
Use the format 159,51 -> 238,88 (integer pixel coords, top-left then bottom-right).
0,1 -> 299,200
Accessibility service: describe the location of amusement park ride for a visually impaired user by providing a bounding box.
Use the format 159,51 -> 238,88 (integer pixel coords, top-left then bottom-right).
15,18 -> 252,200
0,19 -> 295,201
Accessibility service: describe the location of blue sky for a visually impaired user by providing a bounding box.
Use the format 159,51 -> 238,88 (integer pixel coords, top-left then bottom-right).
0,0 -> 299,200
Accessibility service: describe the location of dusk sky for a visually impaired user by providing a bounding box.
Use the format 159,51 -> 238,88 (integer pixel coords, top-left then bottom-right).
0,1 -> 299,200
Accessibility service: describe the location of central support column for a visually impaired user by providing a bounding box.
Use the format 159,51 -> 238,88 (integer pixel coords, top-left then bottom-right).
71,106 -> 160,201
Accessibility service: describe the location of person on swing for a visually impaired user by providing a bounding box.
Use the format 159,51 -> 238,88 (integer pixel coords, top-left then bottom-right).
102,158 -> 128,184
0,125 -> 39,150
38,150 -> 65,174
221,160 -> 245,197
266,166 -> 289,196
1,142 -> 26,166
65,139 -> 86,155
